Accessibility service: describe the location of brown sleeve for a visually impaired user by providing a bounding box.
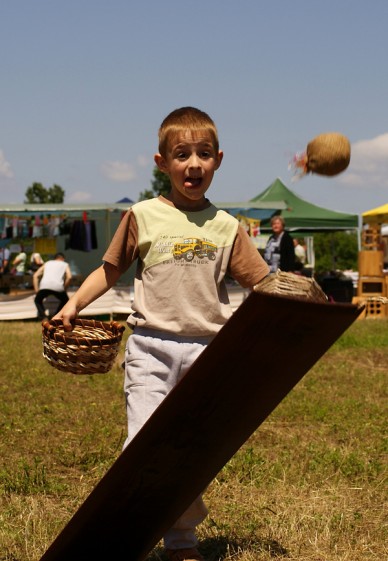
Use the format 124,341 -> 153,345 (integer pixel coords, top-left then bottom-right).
228,224 -> 269,288
102,209 -> 139,273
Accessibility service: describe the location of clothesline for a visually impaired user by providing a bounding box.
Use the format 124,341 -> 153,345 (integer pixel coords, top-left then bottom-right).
0,213 -> 107,240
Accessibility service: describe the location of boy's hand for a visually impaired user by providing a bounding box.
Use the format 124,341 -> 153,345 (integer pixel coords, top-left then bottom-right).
52,304 -> 78,332
50,263 -> 119,331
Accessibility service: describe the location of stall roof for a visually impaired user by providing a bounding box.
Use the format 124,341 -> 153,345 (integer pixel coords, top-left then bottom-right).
0,203 -> 132,215
0,200 -> 287,220
214,199 -> 287,220
214,201 -> 287,210
362,203 -> 388,224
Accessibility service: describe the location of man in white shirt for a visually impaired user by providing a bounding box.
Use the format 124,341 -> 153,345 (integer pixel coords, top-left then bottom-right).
33,252 -> 72,320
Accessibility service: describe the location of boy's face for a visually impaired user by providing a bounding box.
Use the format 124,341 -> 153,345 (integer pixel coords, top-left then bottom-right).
154,130 -> 223,210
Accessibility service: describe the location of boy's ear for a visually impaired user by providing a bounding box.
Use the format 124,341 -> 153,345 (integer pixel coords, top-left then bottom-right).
215,150 -> 224,170
154,153 -> 168,173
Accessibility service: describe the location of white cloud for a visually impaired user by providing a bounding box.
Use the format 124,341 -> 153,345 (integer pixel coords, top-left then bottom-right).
0,150 -> 14,178
68,191 -> 93,203
101,160 -> 136,182
339,133 -> 388,188
338,172 -> 365,186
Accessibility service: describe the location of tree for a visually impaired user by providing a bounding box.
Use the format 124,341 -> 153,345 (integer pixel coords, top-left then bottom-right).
314,231 -> 358,273
138,167 -> 171,201
48,184 -> 65,203
24,182 -> 65,204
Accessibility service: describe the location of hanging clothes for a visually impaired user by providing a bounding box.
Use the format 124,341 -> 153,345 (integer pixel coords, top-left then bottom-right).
69,220 -> 98,251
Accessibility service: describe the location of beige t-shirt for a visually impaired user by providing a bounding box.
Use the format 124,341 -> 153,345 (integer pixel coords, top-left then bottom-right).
103,197 -> 269,336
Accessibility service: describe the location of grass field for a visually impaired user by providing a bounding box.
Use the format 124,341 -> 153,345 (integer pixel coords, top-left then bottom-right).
0,317 -> 386,561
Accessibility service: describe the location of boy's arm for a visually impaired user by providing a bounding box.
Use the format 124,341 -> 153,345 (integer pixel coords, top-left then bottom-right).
53,262 -> 120,331
228,225 -> 270,288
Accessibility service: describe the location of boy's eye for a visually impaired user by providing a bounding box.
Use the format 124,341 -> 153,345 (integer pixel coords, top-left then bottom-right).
175,152 -> 187,160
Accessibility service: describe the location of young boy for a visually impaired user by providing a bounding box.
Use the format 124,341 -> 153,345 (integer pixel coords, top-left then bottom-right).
55,107 -> 269,561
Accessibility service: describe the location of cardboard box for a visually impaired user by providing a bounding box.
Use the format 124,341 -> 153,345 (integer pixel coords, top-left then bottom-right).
358,250 -> 383,277
365,299 -> 387,319
358,276 -> 386,298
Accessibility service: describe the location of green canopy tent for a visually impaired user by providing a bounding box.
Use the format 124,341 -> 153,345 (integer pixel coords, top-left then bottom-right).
250,178 -> 360,274
251,178 -> 359,232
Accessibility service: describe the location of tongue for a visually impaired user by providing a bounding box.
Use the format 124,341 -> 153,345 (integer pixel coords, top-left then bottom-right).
185,178 -> 201,188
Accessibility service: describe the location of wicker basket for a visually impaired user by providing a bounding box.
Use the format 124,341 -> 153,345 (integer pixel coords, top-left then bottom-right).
42,318 -> 125,375
254,270 -> 328,303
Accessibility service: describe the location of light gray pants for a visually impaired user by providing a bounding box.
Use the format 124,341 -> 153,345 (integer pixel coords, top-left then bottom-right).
123,327 -> 212,550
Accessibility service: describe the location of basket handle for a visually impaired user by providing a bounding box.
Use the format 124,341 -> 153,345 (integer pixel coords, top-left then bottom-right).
41,319 -> 56,334
41,318 -> 76,334
109,320 -> 126,334
41,318 -> 125,335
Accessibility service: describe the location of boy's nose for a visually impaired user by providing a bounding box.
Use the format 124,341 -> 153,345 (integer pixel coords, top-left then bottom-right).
188,154 -> 201,168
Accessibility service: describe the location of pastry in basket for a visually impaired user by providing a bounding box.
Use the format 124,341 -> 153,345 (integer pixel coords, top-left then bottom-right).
290,132 -> 351,178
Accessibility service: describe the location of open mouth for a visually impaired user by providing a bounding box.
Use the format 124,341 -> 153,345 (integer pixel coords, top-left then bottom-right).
184,177 -> 202,188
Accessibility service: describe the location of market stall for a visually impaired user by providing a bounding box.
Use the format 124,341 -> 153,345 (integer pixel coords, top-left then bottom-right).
0,203 -> 135,294
354,203 -> 388,318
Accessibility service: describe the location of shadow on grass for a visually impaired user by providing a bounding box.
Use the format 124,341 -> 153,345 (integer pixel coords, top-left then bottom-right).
146,536 -> 289,560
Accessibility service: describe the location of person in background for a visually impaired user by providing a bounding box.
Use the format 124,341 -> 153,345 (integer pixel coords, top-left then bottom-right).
12,247 -> 27,275
293,238 -> 307,274
293,238 -> 306,265
52,106 -> 269,561
33,252 -> 72,320
264,216 -> 295,272
28,252 -> 44,274
0,246 -> 10,275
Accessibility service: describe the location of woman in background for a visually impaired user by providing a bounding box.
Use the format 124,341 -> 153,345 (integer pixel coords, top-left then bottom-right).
264,216 -> 295,273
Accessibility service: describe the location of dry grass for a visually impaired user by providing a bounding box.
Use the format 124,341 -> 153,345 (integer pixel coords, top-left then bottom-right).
0,318 -> 386,561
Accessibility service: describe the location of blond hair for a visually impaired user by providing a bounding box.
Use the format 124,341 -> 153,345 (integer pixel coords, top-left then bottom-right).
271,215 -> 286,227
158,107 -> 219,157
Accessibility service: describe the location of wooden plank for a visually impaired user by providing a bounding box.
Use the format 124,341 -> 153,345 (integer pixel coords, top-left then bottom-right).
40,291 -> 362,561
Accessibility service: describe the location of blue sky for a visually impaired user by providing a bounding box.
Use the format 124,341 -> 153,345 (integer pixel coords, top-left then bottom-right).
1,0 -> 387,215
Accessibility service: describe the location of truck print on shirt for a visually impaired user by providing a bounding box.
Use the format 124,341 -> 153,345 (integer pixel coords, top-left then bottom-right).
172,238 -> 217,262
